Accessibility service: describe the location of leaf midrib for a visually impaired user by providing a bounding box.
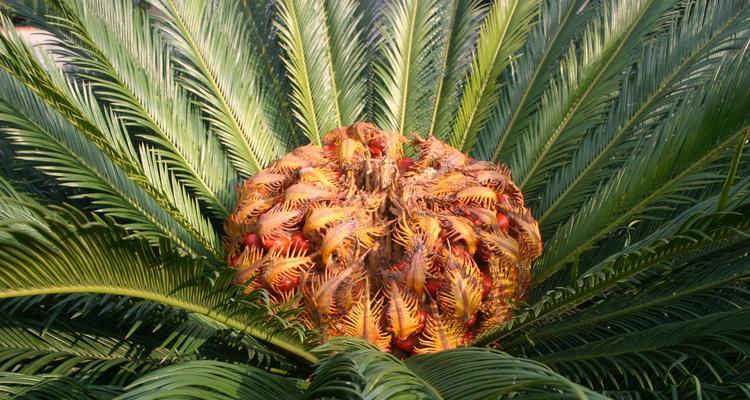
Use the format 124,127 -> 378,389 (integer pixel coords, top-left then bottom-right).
509,242 -> 750,347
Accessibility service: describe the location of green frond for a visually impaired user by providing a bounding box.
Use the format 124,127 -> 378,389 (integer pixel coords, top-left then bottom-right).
307,339 -> 605,399
276,0 -> 368,143
426,0 -> 485,140
0,293 -> 299,373
510,0 -> 679,195
0,373 -> 121,399
375,0 -> 441,135
407,348 -> 608,399
117,361 -> 304,400
0,70 -> 209,258
475,177 -> 750,346
0,313 -> 164,384
0,206 -> 317,364
537,1 -> 750,230
537,309 -> 750,391
0,175 -> 47,241
449,0 -> 540,152
533,50 -> 750,283
476,0 -> 595,162
320,0 -> 369,126
508,248 -> 750,357
305,339 -> 440,399
0,18 -> 224,262
51,0 -> 237,219
147,0 -> 292,175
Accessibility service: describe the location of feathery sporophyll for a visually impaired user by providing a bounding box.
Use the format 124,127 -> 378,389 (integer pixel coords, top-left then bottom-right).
224,123 -> 541,355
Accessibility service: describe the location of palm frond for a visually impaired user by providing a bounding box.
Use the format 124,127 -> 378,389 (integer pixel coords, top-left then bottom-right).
308,339 -> 605,399
375,0 -> 441,135
276,0 -> 368,144
533,49 -> 750,283
476,0 -> 595,161
0,70 -> 209,258
537,309 -> 750,391
426,0 -> 485,140
305,339 -> 440,399
51,0 -> 237,219
475,175 -> 750,346
406,347 -> 609,399
147,0 -> 291,175
508,247 -> 750,357
449,0 -> 541,152
0,293 -> 299,373
0,18 -> 223,262
117,360 -> 304,400
0,373 -> 120,400
0,175 -> 47,241
0,313 -> 165,384
0,206 -> 317,364
510,0 -> 678,195
537,1 -> 750,230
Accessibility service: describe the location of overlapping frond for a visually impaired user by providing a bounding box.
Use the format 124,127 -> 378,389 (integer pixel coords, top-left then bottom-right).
308,339 -> 605,399
510,0 -> 678,195
147,0 -> 291,175
426,0 -> 485,140
476,0 -> 595,162
375,0 -> 441,135
0,206 -> 316,364
0,373 -> 120,400
537,1 -> 750,230
0,70 -> 207,258
51,0 -> 237,218
533,50 -> 750,282
116,361 -> 304,400
476,175 -> 750,347
0,313 -> 164,384
538,309 -> 750,391
0,18 -> 223,261
276,0 -> 368,144
449,0 -> 541,152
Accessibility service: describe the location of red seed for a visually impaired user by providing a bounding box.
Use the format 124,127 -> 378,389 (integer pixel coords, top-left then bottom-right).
367,139 -> 385,158
229,254 -> 242,268
290,232 -> 311,252
465,314 -> 477,328
462,331 -> 476,344
263,236 -> 291,252
397,158 -> 416,174
393,333 -> 419,352
481,273 -> 492,300
418,309 -> 428,329
496,212 -> 510,231
392,261 -> 409,272
425,278 -> 441,298
323,143 -> 337,153
242,232 -> 262,248
274,275 -> 300,292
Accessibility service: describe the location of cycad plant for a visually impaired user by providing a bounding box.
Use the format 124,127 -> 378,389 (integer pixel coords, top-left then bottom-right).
0,0 -> 748,398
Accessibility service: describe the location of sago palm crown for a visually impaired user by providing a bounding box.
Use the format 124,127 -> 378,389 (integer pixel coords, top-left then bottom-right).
0,0 -> 748,399
224,122 -> 542,355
